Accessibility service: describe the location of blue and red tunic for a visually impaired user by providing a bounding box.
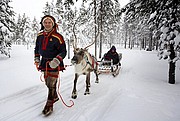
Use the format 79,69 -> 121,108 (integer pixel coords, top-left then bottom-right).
34,29 -> 67,72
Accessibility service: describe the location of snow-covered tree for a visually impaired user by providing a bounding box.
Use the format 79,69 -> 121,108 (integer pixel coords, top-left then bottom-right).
31,17 -> 39,44
123,0 -> 180,84
43,2 -> 52,15
14,14 -> 31,45
54,0 -> 64,26
0,0 -> 15,45
151,0 -> 180,84
63,0 -> 75,35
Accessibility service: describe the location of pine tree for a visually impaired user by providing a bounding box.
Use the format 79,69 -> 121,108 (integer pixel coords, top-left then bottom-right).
43,2 -> 51,15
54,0 -> 64,25
31,17 -> 39,43
14,14 -> 31,45
0,0 -> 15,45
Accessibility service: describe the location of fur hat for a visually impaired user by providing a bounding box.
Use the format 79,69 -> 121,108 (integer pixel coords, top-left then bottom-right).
40,15 -> 56,31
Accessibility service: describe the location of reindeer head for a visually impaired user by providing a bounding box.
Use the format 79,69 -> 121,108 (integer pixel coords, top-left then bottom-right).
71,48 -> 87,65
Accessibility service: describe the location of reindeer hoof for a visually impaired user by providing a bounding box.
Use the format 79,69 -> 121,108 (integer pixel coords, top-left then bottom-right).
71,92 -> 77,99
84,91 -> 90,95
71,95 -> 77,99
95,80 -> 99,83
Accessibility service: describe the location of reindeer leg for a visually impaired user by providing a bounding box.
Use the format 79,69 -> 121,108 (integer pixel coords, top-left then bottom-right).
87,72 -> 91,87
84,72 -> 90,95
94,67 -> 99,83
72,73 -> 79,99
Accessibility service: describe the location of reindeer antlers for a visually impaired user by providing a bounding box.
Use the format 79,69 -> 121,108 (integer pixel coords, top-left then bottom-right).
84,30 -> 99,50
72,21 -> 99,50
72,22 -> 77,49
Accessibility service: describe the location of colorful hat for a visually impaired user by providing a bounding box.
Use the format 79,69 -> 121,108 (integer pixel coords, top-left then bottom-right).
40,15 -> 56,30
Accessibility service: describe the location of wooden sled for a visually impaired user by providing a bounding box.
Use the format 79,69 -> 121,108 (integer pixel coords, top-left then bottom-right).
97,53 -> 122,77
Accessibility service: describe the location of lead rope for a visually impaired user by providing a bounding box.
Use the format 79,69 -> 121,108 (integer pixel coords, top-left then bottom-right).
39,61 -> 74,108
57,73 -> 74,108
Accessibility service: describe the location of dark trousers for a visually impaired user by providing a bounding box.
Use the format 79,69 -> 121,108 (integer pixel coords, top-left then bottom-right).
44,71 -> 59,101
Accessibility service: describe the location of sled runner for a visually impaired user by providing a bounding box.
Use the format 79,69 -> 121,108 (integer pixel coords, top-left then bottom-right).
98,53 -> 122,77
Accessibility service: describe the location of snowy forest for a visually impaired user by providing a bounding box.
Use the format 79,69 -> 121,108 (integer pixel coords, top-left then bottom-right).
0,0 -> 180,84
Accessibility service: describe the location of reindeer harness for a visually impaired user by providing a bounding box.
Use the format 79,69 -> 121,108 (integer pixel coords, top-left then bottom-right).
82,54 -> 98,71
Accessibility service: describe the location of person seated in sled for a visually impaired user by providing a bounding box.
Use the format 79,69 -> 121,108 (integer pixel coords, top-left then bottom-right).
103,45 -> 120,65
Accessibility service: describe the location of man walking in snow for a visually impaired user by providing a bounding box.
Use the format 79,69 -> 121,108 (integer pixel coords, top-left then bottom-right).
34,15 -> 67,116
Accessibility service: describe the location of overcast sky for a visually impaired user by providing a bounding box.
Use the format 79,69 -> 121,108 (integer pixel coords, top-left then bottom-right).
10,0 -> 52,20
10,0 -> 129,20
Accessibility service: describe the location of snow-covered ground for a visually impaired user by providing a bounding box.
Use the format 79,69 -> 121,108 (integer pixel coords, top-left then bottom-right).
0,45 -> 180,121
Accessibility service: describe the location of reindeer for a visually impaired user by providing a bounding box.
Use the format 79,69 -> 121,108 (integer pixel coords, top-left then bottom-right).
71,24 -> 99,99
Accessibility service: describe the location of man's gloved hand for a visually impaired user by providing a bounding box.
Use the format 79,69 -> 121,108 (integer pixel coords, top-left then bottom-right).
34,57 -> 40,66
49,58 -> 60,69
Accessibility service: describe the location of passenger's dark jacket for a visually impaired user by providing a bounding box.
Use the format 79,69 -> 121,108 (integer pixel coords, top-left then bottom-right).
104,46 -> 119,65
34,28 -> 67,72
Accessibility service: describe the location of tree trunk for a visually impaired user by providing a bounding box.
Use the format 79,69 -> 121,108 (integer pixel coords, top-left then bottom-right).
155,38 -> 158,50
99,1 -> 103,59
169,62 -> 175,84
128,31 -> 131,49
94,0 -> 97,58
67,39 -> 70,59
168,44 -> 176,84
148,32 -> 153,51
124,28 -> 127,49
144,37 -> 147,50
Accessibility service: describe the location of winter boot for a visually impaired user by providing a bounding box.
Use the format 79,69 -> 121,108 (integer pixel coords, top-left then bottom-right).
42,100 -> 54,116
54,92 -> 59,103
